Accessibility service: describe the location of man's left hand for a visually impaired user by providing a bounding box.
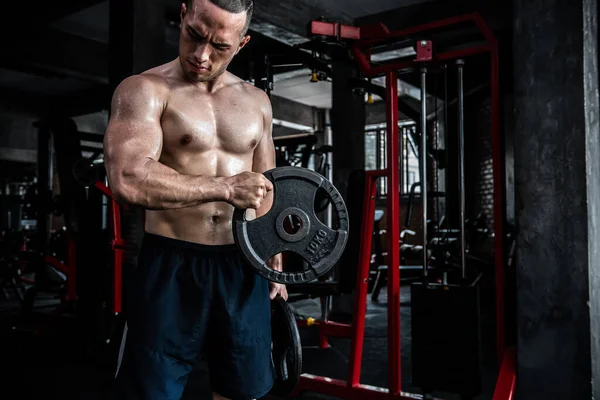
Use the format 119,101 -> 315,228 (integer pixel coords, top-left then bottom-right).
267,254 -> 288,301
269,282 -> 288,301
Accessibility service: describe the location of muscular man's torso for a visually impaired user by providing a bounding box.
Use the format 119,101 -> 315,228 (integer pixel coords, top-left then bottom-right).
141,61 -> 266,245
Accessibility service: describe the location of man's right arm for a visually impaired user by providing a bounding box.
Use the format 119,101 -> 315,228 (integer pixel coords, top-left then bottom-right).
103,75 -> 230,210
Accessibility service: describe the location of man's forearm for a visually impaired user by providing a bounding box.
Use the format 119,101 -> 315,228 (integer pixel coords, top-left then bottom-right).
110,158 -> 230,209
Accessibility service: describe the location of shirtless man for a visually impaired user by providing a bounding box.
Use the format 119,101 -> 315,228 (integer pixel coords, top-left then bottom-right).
103,0 -> 287,399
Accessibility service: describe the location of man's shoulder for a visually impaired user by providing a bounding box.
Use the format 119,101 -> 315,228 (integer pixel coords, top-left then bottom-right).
118,72 -> 169,96
226,72 -> 271,107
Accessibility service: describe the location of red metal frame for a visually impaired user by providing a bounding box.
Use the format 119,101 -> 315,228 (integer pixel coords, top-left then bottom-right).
492,347 -> 516,400
296,12 -> 513,400
415,40 -> 433,62
311,20 -> 360,40
95,180 -> 124,314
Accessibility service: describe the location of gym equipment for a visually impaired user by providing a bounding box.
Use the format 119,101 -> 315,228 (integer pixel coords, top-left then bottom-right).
273,134 -> 318,169
72,156 -> 103,189
286,13 -> 511,400
411,276 -> 483,398
410,59 -> 485,399
233,166 -> 349,285
269,295 -> 303,397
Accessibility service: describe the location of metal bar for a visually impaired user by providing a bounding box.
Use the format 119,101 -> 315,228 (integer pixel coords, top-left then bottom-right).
457,59 -> 466,279
66,232 -> 77,301
400,126 -> 405,194
435,44 -> 490,61
96,181 -> 124,315
490,42 -> 507,362
94,180 -> 113,199
325,110 -> 333,228
310,21 -> 361,39
492,347 -> 516,400
353,44 -> 490,77
386,70 -> 402,395
112,200 -> 123,314
113,249 -> 122,314
321,321 -> 353,338
357,12 -> 485,47
348,174 -> 378,386
471,13 -> 499,47
79,131 -> 105,143
405,128 -> 410,194
351,46 -> 373,73
296,319 -> 351,330
294,375 -> 444,400
37,123 -> 50,257
420,68 -> 428,279
366,169 -> 388,178
44,255 -> 68,274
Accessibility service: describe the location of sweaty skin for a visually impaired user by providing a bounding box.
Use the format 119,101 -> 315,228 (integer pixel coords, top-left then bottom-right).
106,2 -> 287,399
103,0 -> 287,302
105,68 -> 272,244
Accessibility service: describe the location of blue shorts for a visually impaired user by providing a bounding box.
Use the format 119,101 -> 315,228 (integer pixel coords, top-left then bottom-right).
113,233 -> 274,400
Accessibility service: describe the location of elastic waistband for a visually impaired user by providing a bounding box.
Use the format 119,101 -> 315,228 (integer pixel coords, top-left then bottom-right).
142,232 -> 239,254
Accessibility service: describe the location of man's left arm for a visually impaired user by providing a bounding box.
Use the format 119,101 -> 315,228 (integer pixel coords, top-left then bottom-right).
253,94 -> 288,300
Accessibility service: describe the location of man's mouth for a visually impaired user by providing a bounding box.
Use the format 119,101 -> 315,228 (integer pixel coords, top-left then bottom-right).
188,61 -> 209,73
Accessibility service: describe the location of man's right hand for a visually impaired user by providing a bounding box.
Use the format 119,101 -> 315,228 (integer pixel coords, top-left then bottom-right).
225,171 -> 274,209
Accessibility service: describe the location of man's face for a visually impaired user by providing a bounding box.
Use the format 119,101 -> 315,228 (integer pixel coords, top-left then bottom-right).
179,0 -> 250,82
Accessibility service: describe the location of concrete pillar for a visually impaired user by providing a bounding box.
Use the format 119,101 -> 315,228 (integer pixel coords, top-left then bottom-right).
108,0 -> 166,91
330,59 -> 366,200
328,57 -> 366,319
513,0 -> 599,398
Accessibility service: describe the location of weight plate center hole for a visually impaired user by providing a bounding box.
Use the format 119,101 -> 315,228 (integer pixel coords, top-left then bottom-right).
283,214 -> 303,235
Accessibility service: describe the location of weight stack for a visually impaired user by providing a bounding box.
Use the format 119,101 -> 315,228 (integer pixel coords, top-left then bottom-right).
411,278 -> 482,398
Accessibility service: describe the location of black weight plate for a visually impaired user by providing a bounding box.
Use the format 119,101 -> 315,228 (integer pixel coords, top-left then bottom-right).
233,166 -> 349,284
270,295 -> 302,397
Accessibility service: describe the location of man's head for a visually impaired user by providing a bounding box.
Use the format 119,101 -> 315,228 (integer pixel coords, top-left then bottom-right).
179,0 -> 253,82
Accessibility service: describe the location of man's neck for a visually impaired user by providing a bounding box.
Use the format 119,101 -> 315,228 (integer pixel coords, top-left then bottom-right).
175,57 -> 228,92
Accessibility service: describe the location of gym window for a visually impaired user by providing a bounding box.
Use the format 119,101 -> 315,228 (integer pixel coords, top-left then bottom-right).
365,122 -> 420,196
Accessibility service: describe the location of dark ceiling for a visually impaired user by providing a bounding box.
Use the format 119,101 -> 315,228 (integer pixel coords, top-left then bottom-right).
0,0 -> 510,120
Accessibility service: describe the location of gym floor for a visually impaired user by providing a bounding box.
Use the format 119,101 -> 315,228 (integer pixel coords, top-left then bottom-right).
0,283 -> 498,400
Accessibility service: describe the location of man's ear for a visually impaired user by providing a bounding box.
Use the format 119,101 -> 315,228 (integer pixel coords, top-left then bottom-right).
236,35 -> 251,55
180,2 -> 187,23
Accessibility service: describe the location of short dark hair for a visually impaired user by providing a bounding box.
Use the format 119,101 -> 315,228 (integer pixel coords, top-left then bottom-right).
185,0 -> 253,35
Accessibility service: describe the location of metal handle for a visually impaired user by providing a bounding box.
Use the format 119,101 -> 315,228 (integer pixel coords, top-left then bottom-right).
420,67 -> 428,277
457,59 -> 466,280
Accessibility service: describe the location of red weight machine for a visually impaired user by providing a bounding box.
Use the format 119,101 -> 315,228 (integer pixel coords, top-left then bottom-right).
292,13 -> 515,400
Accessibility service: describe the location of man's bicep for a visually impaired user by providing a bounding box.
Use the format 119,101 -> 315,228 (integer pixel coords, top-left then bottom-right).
252,131 -> 276,174
253,94 -> 275,173
104,76 -> 164,169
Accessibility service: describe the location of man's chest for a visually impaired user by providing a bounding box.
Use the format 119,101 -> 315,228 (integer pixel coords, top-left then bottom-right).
161,96 -> 264,155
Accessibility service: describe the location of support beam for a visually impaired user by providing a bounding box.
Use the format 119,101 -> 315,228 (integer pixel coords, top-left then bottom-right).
355,0 -> 510,36
366,101 -> 413,125
0,86 -> 110,119
583,0 -> 600,397
0,0 -> 105,29
109,0 -> 167,89
0,22 -> 316,123
271,94 -> 316,128
0,29 -> 108,84
513,0 -> 597,398
0,148 -> 37,163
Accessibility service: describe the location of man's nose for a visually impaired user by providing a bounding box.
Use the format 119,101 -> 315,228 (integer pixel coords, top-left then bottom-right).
194,43 -> 210,63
